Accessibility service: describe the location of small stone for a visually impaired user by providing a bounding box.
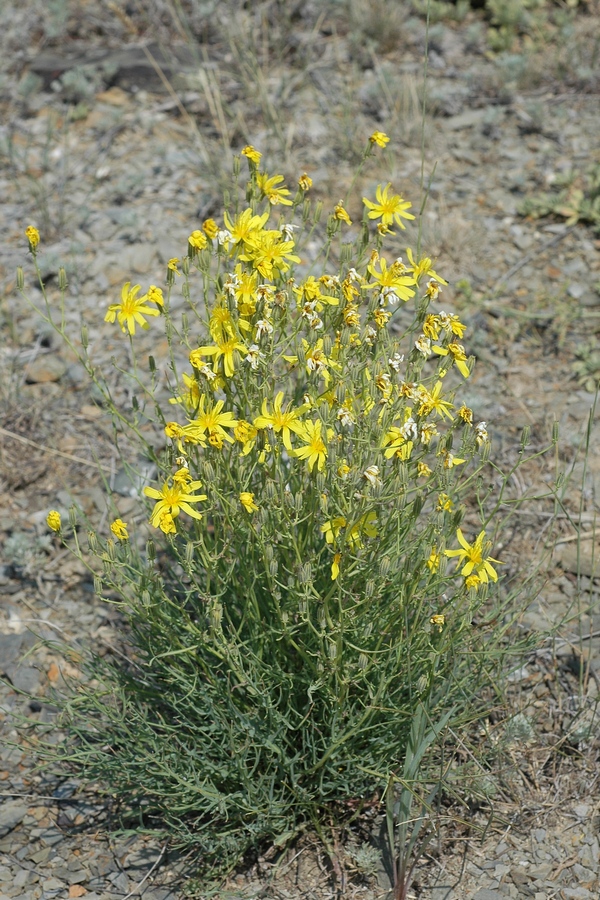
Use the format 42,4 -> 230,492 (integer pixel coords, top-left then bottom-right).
473,891 -> 504,900
567,282 -> 586,300
24,354 -> 67,384
0,801 -> 27,837
69,887 -> 87,898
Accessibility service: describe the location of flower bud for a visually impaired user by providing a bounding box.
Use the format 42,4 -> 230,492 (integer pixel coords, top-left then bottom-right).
552,421 -> 559,444
265,480 -> 277,500
269,559 -> 278,577
520,425 -> 530,451
185,542 -> 195,565
203,461 -> 215,480
379,556 -> 391,577
328,642 -> 337,660
299,562 -> 312,584
358,653 -> 369,670
141,590 -> 151,607
313,200 -> 323,224
58,267 -> 68,291
93,574 -> 103,596
16,267 -> 24,290
81,324 -> 89,350
88,530 -> 98,553
264,544 -> 274,562
210,602 -> 223,629
146,539 -> 156,561
106,538 -> 116,561
316,472 -> 326,491
365,580 -> 375,598
68,505 -> 78,529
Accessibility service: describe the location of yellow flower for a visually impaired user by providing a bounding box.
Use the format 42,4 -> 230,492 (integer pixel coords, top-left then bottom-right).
167,257 -> 181,275
240,492 -> 259,513
441,451 -> 465,470
105,282 -> 161,335
427,549 -> 441,572
337,461 -> 351,479
369,131 -> 390,147
293,419 -> 329,472
437,493 -> 453,512
334,201 -> 352,225
298,173 -> 313,191
366,257 -> 416,303
445,529 -> 502,584
146,285 -> 164,306
239,230 -> 300,279
331,552 -> 341,581
143,470 -> 207,532
223,208 -> 269,249
363,184 -> 415,230
110,518 -> 129,541
46,510 -> 61,532
347,511 -> 377,549
234,420 -> 258,455
189,230 -> 208,251
241,144 -> 262,165
321,516 -> 347,545
430,614 -> 445,631
253,391 -> 308,452
25,225 -> 40,249
190,335 -> 248,379
256,172 -> 293,206
465,574 -> 481,591
406,247 -> 448,285
202,219 -> 219,239
457,405 -> 473,425
432,342 -> 470,379
418,381 -> 454,421
417,462 -> 432,478
187,395 -> 238,445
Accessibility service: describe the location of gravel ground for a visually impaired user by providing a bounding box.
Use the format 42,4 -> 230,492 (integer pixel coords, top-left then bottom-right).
1,2 -> 599,897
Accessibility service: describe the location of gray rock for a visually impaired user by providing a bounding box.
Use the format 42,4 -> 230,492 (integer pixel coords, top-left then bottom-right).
24,354 -> 67,384
0,801 -> 27,838
473,892 -> 505,900
3,663 -> 40,694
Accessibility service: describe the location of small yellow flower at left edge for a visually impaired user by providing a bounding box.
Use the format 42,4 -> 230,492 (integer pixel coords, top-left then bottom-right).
25,226 -> 40,250
331,552 -> 341,581
110,518 -> 129,541
239,492 -> 259,513
46,510 -> 61,532
333,201 -> 352,226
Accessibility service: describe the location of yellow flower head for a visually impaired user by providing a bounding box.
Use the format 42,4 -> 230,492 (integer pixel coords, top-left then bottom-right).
334,201 -> 352,225
430,614 -> 445,631
331,552 -> 341,581
241,145 -> 262,166
202,219 -> 219,239
104,282 -> 160,335
363,184 -> 415,230
110,518 -> 129,541
167,257 -> 181,276
146,285 -> 164,306
46,510 -> 61,532
25,225 -> 40,249
445,529 -> 502,584
369,131 -> 390,148
240,491 -> 259,513
293,419 -> 329,472
256,172 -> 293,206
427,549 -> 441,572
143,471 -> 207,532
298,172 -> 313,191
189,230 -> 208,251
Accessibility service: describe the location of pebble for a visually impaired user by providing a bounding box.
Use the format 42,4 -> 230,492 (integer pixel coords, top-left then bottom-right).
0,803 -> 28,838
23,354 -> 67,384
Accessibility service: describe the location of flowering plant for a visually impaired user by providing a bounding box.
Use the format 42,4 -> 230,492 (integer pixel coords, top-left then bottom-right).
21,137 -> 521,879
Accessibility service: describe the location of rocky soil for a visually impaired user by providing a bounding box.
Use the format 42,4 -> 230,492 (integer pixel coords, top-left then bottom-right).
1,2 -> 599,898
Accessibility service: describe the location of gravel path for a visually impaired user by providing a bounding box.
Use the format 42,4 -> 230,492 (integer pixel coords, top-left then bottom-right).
1,3 -> 599,897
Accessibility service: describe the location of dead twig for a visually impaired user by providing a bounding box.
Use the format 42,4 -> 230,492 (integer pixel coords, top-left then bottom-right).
0,427 -> 112,474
